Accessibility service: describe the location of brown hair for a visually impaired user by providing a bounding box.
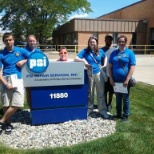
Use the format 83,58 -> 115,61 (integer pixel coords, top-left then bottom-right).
2,33 -> 14,42
58,46 -> 68,52
117,35 -> 127,42
87,36 -> 99,54
27,35 -> 37,42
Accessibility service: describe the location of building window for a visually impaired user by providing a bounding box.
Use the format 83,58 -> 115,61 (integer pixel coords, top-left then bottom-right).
72,33 -> 78,45
113,32 -> 118,44
64,34 -> 71,45
132,33 -> 137,48
93,32 -> 98,38
151,28 -> 154,49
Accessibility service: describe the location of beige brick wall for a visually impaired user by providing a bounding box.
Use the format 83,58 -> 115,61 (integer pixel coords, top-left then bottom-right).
98,0 -> 154,44
78,32 -> 134,50
78,32 -> 114,51
98,33 -> 113,47
78,32 -> 95,52
100,0 -> 153,22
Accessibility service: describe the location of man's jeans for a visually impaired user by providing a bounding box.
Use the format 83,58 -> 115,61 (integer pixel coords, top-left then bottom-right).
115,88 -> 130,117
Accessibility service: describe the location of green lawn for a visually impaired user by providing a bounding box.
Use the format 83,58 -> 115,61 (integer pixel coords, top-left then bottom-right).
0,82 -> 153,154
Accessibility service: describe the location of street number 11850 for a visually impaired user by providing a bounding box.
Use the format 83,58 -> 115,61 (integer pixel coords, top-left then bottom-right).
49,93 -> 68,99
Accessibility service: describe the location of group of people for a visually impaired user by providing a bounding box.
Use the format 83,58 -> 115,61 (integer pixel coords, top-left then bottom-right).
0,33 -> 42,135
74,34 -> 136,120
0,32 -> 136,135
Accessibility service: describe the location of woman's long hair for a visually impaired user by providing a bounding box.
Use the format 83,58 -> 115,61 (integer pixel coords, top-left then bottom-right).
86,36 -> 99,54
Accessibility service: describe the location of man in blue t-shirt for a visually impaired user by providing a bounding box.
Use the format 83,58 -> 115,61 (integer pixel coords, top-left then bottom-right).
0,33 -> 30,134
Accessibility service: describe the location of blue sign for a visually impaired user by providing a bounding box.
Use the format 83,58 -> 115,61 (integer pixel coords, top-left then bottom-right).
27,52 -> 49,73
30,70 -> 88,125
31,84 -> 88,109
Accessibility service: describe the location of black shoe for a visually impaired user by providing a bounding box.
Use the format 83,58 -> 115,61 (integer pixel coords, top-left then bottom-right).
0,122 -> 5,134
121,115 -> 128,122
5,123 -> 13,135
113,115 -> 121,120
107,104 -> 112,111
0,124 -> 2,134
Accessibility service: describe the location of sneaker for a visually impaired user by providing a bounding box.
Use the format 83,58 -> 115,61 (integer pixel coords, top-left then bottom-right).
121,115 -> 128,122
102,112 -> 110,119
102,114 -> 114,120
5,123 -> 13,135
0,122 -> 5,134
0,125 -> 2,134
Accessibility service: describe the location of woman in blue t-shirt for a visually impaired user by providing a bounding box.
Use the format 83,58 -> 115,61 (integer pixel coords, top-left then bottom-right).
25,35 -> 42,109
109,35 -> 136,122
74,36 -> 110,119
25,35 -> 42,53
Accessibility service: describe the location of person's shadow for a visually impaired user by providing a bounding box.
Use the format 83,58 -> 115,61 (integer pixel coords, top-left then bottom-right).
10,109 -> 31,125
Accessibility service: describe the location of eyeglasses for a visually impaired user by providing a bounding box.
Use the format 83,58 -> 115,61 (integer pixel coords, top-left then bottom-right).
60,52 -> 67,55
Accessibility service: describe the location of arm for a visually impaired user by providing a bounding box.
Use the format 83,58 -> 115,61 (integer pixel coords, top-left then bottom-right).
16,59 -> 27,67
0,68 -> 13,89
102,56 -> 107,68
108,63 -> 115,86
74,56 -> 89,68
16,47 -> 30,67
124,65 -> 135,86
124,50 -> 136,86
74,56 -> 88,64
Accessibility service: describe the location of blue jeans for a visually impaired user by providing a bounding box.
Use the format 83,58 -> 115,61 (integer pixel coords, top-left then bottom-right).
115,87 -> 130,117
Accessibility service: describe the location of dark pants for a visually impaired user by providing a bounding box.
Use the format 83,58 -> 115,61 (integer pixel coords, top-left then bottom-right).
115,87 -> 130,117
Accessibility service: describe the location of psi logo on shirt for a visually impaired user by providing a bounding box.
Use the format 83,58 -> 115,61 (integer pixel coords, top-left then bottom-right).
27,51 -> 49,73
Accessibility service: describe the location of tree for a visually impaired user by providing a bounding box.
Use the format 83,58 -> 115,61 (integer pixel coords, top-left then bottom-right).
0,0 -> 92,44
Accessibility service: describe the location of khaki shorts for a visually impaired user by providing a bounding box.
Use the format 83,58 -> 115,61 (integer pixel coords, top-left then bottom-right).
1,79 -> 24,107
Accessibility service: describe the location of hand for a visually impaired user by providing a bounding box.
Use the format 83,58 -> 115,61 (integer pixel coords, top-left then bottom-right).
123,80 -> 129,87
85,63 -> 90,69
102,65 -> 106,69
16,60 -> 24,67
6,83 -> 13,89
109,78 -> 115,86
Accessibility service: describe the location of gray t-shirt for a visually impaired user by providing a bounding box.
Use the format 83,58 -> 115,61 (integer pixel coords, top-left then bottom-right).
102,46 -> 116,76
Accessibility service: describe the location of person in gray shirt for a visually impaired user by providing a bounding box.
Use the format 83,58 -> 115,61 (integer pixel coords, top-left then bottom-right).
101,34 -> 116,111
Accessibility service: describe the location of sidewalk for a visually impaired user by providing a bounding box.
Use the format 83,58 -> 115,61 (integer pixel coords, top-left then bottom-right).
134,55 -> 154,86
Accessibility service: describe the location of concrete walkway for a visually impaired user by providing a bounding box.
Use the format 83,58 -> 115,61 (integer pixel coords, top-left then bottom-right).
134,55 -> 154,85
46,52 -> 154,86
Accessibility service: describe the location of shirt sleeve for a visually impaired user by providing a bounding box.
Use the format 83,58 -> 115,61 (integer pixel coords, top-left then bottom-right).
100,48 -> 106,58
77,49 -> 86,59
109,51 -> 114,64
21,48 -> 31,59
0,54 -> 2,68
129,50 -> 136,66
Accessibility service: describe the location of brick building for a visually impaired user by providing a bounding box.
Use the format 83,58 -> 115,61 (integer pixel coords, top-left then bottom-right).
52,0 -> 154,52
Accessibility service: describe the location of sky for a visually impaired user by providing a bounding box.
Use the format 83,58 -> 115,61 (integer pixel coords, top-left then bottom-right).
0,0 -> 142,32
69,0 -> 142,19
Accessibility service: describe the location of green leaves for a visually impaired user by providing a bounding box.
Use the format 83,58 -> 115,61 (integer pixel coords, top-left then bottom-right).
0,0 -> 92,44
